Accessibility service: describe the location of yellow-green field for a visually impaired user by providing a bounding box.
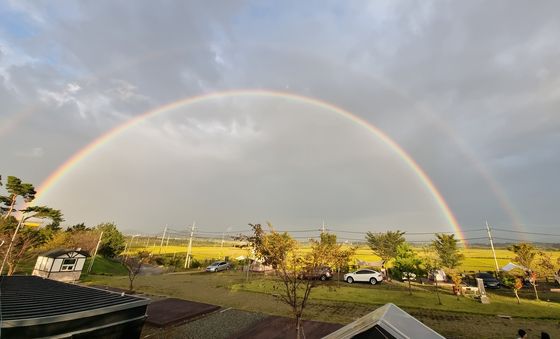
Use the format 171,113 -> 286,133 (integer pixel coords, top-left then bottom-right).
127,243 -> 560,273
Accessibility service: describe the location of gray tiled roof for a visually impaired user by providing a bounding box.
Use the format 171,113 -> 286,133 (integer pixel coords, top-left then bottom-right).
40,248 -> 91,258
0,276 -> 148,326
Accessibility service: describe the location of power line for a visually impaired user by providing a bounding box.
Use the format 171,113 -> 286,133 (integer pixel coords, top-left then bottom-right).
492,228 -> 560,237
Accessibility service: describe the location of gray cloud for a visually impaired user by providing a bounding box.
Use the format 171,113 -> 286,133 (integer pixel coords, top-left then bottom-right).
1,1 -> 559,236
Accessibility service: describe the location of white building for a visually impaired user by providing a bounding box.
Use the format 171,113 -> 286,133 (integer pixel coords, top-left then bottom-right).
32,249 -> 90,282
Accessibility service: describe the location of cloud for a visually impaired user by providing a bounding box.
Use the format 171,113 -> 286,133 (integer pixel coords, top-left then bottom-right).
1,1 -> 559,233
15,146 -> 44,158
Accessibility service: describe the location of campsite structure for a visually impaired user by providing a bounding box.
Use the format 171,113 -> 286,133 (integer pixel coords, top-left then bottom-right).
32,248 -> 89,282
323,303 -> 445,338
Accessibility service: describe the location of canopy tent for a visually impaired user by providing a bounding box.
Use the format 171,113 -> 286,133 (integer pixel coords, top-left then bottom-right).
501,262 -> 527,272
323,303 -> 444,339
356,259 -> 385,267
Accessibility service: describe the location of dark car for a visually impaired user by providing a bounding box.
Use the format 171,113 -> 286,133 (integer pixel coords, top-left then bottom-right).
475,272 -> 500,289
300,266 -> 333,281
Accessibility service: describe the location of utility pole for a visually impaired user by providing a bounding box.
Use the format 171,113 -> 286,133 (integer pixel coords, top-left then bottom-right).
184,222 -> 196,269
159,226 -> 167,254
321,220 -> 326,233
486,220 -> 500,275
124,234 -> 139,261
166,234 -> 170,247
88,231 -> 104,274
221,232 -> 225,248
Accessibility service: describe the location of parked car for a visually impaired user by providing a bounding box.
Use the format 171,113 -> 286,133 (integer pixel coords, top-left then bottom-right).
475,272 -> 500,289
401,272 -> 417,281
205,261 -> 230,272
344,269 -> 383,285
300,266 -> 333,281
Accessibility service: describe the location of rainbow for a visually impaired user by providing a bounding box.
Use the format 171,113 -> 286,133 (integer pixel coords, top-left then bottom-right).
34,89 -> 465,241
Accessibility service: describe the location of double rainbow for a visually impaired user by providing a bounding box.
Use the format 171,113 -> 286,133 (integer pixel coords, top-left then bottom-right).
35,89 -> 464,241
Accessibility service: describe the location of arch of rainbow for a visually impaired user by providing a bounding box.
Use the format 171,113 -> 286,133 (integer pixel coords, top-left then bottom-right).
34,89 -> 465,242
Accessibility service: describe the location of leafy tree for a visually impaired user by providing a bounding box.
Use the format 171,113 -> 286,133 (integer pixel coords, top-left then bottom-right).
96,222 -> 125,258
123,251 -> 151,291
393,243 -> 423,295
333,246 -> 357,285
529,271 -> 539,301
365,230 -> 406,279
66,223 -> 90,232
509,242 -> 539,300
1,176 -> 36,219
44,228 -> 100,254
251,223 -> 345,339
432,233 -> 464,269
234,223 -> 266,281
1,207 -> 64,275
449,271 -> 463,300
1,178 -> 64,276
502,273 -> 524,304
508,243 -> 536,269
422,246 -> 443,305
512,278 -> 523,304
536,251 -> 556,283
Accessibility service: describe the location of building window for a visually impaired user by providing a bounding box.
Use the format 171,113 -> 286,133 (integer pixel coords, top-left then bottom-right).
61,258 -> 77,271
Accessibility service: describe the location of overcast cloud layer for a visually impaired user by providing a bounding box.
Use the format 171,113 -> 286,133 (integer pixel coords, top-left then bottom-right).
1,1 -> 559,239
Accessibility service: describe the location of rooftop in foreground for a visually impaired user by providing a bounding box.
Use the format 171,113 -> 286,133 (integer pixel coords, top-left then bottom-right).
0,275 -> 150,338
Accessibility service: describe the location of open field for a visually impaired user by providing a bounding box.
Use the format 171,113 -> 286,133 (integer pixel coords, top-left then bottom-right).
85,271 -> 560,338
126,242 -> 560,273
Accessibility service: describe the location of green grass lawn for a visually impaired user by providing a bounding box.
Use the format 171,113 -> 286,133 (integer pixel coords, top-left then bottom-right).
232,279 -> 560,319
85,271 -> 560,337
81,256 -> 128,277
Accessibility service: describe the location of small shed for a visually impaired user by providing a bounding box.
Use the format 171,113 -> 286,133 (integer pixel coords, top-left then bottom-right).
32,248 -> 90,282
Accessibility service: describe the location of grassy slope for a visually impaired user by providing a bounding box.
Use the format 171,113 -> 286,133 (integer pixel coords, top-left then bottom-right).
82,256 -> 128,276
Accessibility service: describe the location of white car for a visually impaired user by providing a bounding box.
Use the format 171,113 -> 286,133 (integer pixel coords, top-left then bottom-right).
344,269 -> 383,285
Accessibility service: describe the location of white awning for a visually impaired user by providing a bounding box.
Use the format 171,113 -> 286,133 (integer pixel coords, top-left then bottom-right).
501,262 -> 527,272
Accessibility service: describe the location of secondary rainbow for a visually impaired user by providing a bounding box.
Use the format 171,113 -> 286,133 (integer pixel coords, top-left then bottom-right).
35,89 -> 465,242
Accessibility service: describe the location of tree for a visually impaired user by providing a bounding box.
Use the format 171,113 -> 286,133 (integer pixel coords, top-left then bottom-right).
513,277 -> 523,304
529,271 -> 539,301
1,176 -> 36,219
432,233 -> 464,270
449,271 -> 463,300
251,224 -> 344,339
536,251 -> 556,283
333,246 -> 357,286
123,251 -> 151,292
502,272 -> 524,304
66,223 -> 89,232
509,242 -> 539,300
234,223 -> 266,281
393,243 -> 423,295
1,204 -> 64,275
423,246 -> 443,305
365,230 -> 406,279
508,243 -> 536,269
96,222 -> 125,258
44,228 -> 100,254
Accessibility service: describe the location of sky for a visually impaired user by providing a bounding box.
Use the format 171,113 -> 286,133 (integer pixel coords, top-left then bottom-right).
0,1 -> 559,240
